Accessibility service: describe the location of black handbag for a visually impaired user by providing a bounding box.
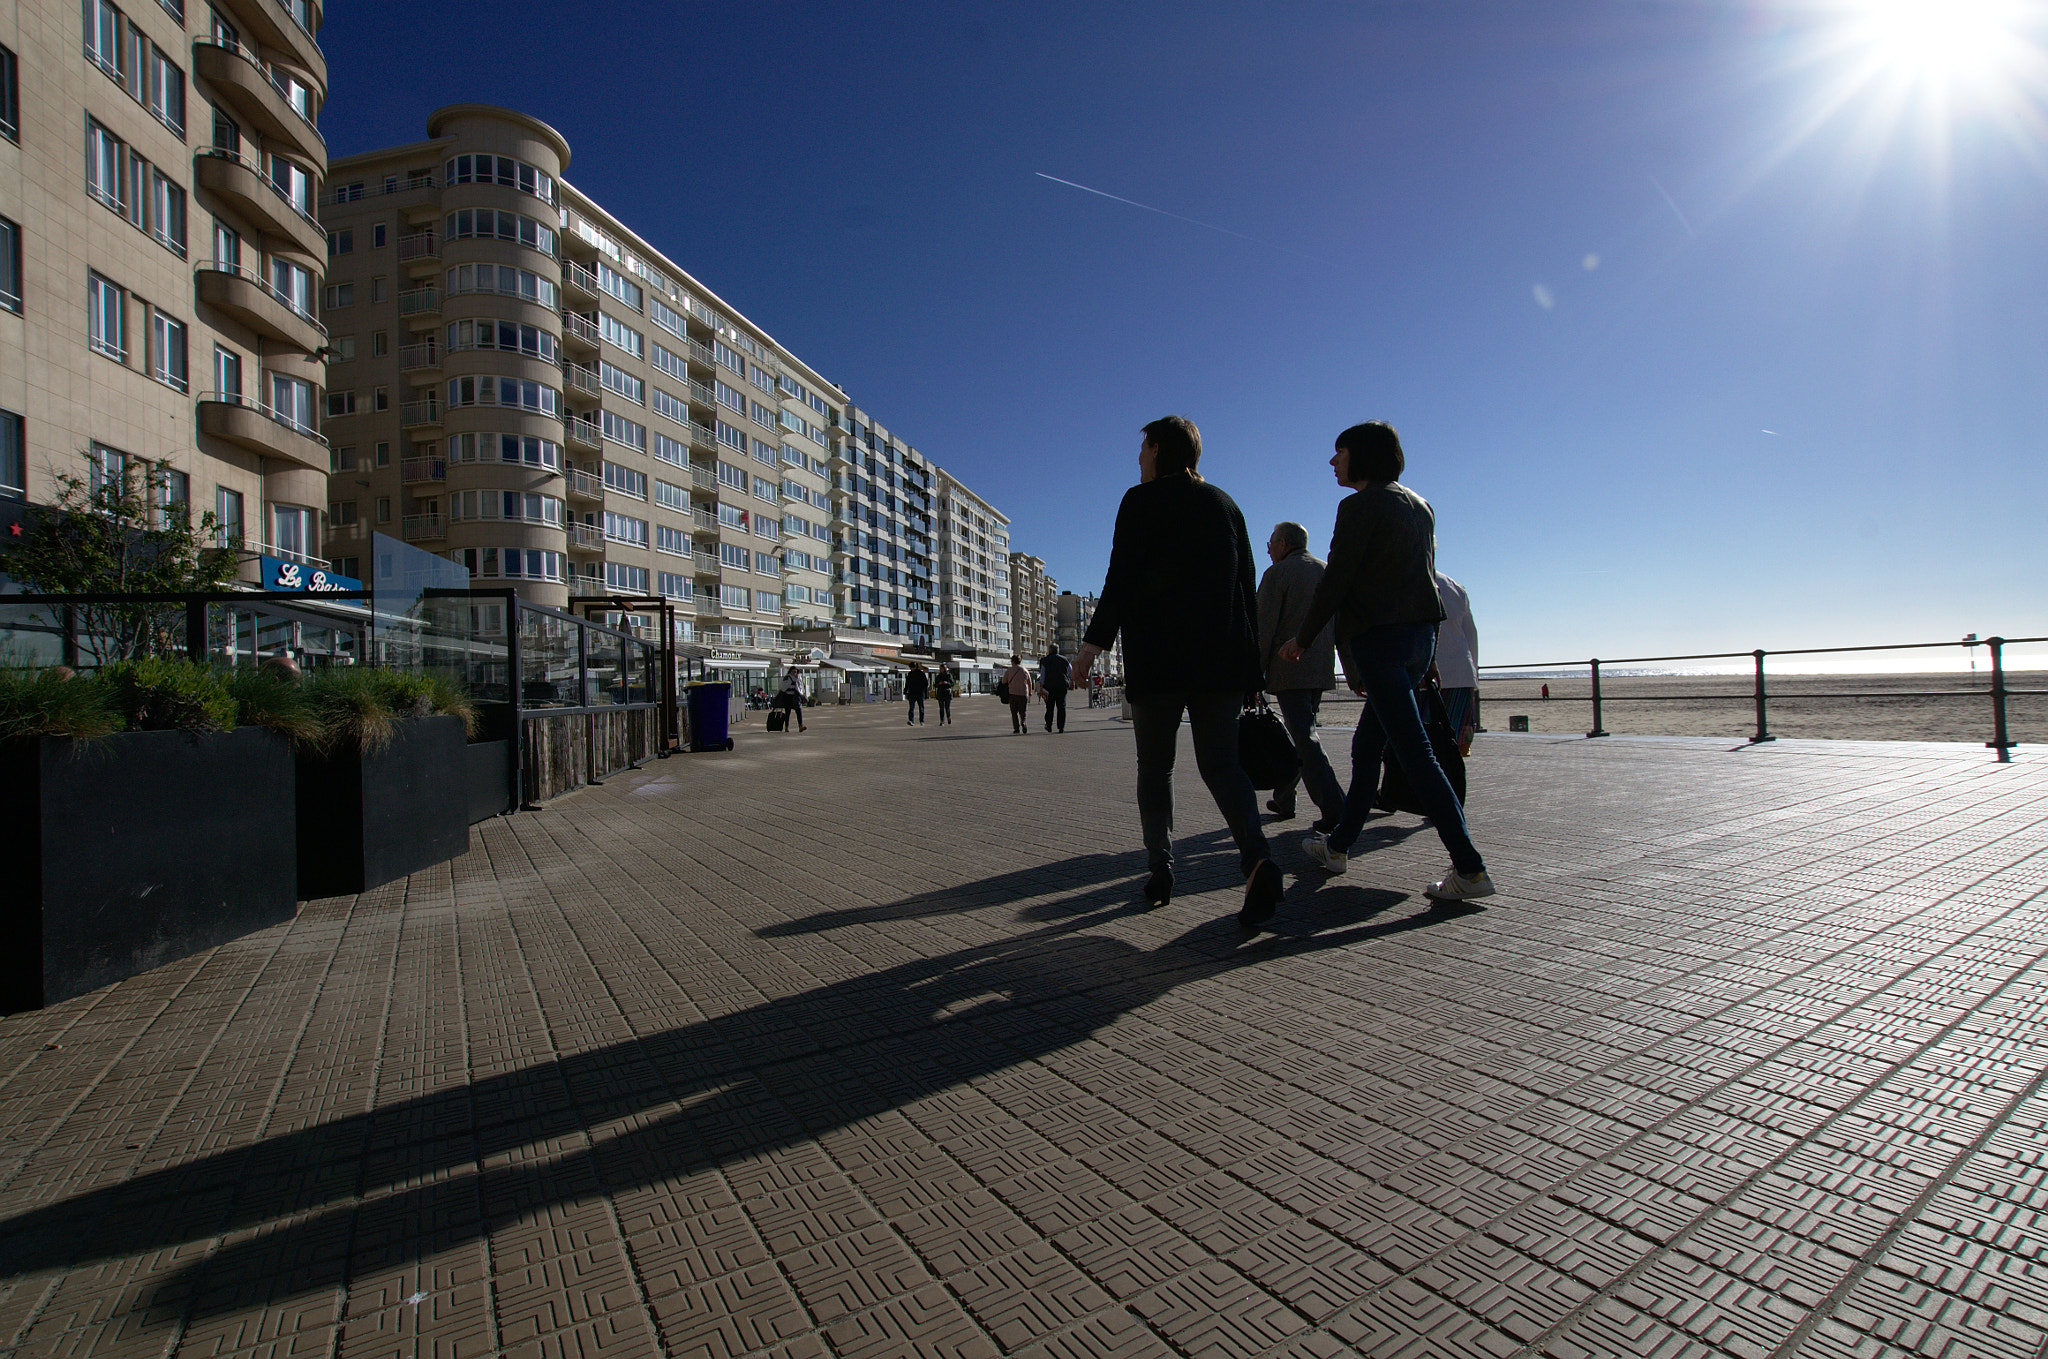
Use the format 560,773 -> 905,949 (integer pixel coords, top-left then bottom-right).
1238,693 -> 1300,790
1376,676 -> 1468,814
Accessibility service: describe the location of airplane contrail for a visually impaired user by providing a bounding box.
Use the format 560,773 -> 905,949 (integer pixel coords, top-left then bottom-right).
1649,175 -> 1697,237
1035,172 -> 1321,262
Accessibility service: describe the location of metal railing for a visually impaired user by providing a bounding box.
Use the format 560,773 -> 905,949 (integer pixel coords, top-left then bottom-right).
197,389 -> 326,445
564,261 -> 598,296
397,286 -> 440,316
561,311 -> 599,346
565,521 -> 604,550
324,173 -> 435,207
564,467 -> 604,500
396,230 -> 439,261
400,513 -> 444,541
1480,634 -> 2047,762
400,456 -> 445,484
192,147 -> 320,230
189,37 -> 324,147
399,397 -> 441,427
565,418 -> 602,450
399,341 -> 439,370
563,364 -> 600,397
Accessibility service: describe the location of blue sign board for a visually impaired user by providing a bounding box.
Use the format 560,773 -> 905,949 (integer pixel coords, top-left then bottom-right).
260,555 -> 362,594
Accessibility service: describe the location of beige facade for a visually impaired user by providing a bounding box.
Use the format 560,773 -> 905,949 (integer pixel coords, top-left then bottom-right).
320,106 -> 845,672
1007,551 -> 1058,662
933,469 -> 1010,658
2,0 -> 331,564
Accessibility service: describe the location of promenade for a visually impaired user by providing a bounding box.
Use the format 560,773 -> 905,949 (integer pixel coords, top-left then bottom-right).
1,698 -> 2044,1359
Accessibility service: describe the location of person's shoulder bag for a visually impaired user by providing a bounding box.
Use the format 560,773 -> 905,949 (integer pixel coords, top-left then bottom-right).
1377,676 -> 1468,813
1238,692 -> 1299,790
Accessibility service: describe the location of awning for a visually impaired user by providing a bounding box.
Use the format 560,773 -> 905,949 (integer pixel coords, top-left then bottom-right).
821,657 -> 875,673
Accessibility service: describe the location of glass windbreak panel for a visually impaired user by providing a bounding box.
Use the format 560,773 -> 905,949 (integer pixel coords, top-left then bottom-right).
586,628 -> 625,706
0,600 -> 69,669
632,639 -> 657,704
518,606 -> 579,707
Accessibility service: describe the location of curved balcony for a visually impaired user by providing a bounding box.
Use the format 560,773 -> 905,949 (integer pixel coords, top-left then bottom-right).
194,261 -> 326,353
193,148 -> 324,259
191,39 -> 324,166
196,390 -> 328,473
230,0 -> 325,84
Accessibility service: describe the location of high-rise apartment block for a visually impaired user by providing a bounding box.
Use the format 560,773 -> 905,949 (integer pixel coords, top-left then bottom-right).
1007,551 -> 1057,661
831,403 -> 935,646
934,469 -> 1010,661
319,107 -> 847,682
3,0 -> 332,567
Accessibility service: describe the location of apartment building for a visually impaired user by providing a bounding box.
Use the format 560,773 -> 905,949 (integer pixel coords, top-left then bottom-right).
1056,590 -> 1119,675
933,470 -> 1010,677
2,0 -> 332,569
1006,551 -> 1057,662
319,106 -> 845,687
830,404 -> 935,648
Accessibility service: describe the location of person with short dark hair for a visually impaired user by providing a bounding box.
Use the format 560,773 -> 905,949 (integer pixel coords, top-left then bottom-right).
1281,421 -> 1495,903
933,667 -> 956,725
1002,655 -> 1034,733
904,662 -> 929,725
1039,648 -> 1072,732
1073,416 -> 1283,926
1257,521 -> 1344,831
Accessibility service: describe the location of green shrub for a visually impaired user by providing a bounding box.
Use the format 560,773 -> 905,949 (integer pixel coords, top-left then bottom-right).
224,668 -> 327,748
103,657 -> 237,732
0,669 -> 122,740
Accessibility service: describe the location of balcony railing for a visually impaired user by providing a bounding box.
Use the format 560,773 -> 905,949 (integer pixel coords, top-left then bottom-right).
189,38 -> 323,149
564,261 -> 598,297
564,466 -> 605,500
400,457 -> 446,484
397,286 -> 440,316
561,311 -> 599,347
689,379 -> 714,406
692,551 -> 721,576
563,364 -> 600,397
398,341 -> 439,371
689,464 -> 717,493
567,576 -> 609,598
196,389 -> 325,445
565,418 -> 602,451
324,173 -> 436,208
192,147 -> 319,231
688,340 -> 716,368
566,521 -> 605,551
396,231 -> 440,262
689,423 -> 717,450
401,514 -> 444,541
399,398 -> 442,428
692,507 -> 716,532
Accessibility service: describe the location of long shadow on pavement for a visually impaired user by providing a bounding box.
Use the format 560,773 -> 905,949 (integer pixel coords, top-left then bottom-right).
0,845 -> 1448,1326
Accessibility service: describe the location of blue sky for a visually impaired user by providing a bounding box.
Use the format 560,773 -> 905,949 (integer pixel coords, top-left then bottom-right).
319,1 -> 2047,667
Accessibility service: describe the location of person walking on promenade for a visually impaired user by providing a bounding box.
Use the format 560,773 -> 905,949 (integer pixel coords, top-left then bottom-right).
904,662 -> 929,726
772,675 -> 807,732
933,667 -> 956,725
1002,656 -> 1035,733
1256,521 -> 1345,831
1072,415 -> 1283,926
1435,570 -> 1480,755
1040,648 -> 1072,732
1280,421 -> 1496,903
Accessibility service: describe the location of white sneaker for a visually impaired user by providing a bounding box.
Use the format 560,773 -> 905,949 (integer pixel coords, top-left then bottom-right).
1303,833 -> 1347,875
1424,869 -> 1496,902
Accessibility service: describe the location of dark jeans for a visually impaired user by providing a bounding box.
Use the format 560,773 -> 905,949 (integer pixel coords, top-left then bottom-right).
936,696 -> 952,723
907,696 -> 925,723
1042,687 -> 1067,731
1008,696 -> 1029,732
1129,691 -> 1271,878
1271,689 -> 1345,824
1329,622 -> 1485,875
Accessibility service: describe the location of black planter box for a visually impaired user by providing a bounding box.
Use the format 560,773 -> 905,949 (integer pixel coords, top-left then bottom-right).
0,727 -> 298,1012
295,715 -> 470,899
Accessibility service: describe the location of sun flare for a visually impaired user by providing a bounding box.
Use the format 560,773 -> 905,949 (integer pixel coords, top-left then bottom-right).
1849,0 -> 2026,86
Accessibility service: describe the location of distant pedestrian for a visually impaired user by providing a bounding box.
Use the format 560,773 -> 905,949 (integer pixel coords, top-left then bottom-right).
904,662 -> 929,725
1039,648 -> 1072,732
1542,683 -> 1549,699
1434,571 -> 1479,755
772,676 -> 807,732
933,668 -> 956,724
1072,415 -> 1281,927
1002,656 -> 1034,734
1281,421 -> 1495,904
1255,521 -> 1344,831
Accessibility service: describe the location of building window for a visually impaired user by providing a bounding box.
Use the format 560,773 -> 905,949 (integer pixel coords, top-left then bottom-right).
269,373 -> 314,433
0,215 -> 19,313
212,344 -> 241,398
327,229 -> 352,255
143,44 -> 183,134
326,390 -> 354,417
373,386 -> 388,412
269,155 -> 312,215
215,486 -> 243,545
272,504 -> 313,558
721,584 -> 749,610
0,43 -> 17,144
149,309 -> 188,392
148,170 -> 186,255
330,335 -> 355,362
598,312 -> 643,358
372,223 -> 386,248
602,512 -> 648,546
599,362 -> 642,403
271,259 -> 314,319
331,445 -> 355,472
444,153 -> 554,205
605,562 -> 649,593
84,118 -> 128,215
374,441 -> 390,467
88,272 -> 125,359
719,542 -> 750,570
602,462 -> 647,498
212,219 -> 240,269
328,499 -> 356,526
372,330 -> 388,357
443,208 -> 555,254
369,276 -> 386,303
600,411 -> 646,451
0,408 -> 23,501
323,282 -> 353,309
374,496 -> 390,523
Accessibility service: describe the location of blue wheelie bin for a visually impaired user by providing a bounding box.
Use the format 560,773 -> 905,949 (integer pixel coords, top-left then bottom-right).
685,681 -> 734,751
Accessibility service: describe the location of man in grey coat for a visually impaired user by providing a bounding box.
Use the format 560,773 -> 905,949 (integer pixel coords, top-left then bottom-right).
1256,523 -> 1345,832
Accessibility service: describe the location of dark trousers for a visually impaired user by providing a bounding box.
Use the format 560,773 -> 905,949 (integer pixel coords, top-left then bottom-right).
1129,691 -> 1271,878
1328,622 -> 1485,875
936,696 -> 952,723
1271,688 -> 1346,824
1042,687 -> 1067,731
907,696 -> 925,723
1008,696 -> 1029,732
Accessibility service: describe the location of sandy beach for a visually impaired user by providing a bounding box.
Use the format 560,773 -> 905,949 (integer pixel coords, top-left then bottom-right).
1437,671 -> 2048,746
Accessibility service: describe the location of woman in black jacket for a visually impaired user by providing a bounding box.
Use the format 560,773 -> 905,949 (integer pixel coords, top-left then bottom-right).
1073,416 -> 1283,926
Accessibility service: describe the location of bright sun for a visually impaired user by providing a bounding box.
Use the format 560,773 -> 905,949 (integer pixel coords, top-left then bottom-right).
1850,0 -> 2026,85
